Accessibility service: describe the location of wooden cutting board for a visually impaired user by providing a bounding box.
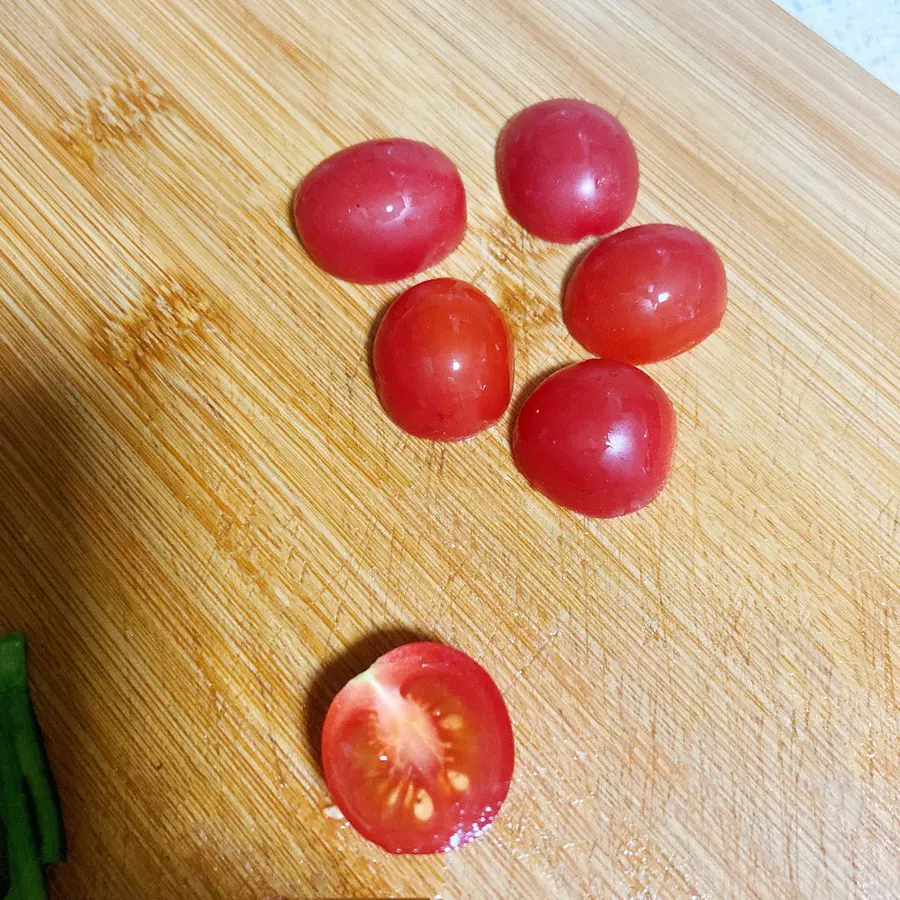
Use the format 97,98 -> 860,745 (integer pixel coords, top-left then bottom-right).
1,0 -> 898,896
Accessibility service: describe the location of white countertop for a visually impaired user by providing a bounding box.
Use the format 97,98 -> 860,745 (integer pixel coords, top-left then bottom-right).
775,0 -> 899,92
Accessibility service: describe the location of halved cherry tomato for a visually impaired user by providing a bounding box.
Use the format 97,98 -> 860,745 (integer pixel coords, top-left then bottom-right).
564,224 -> 727,364
372,278 -> 513,441
512,359 -> 676,517
294,139 -> 466,283
496,99 -> 639,243
322,642 -> 514,854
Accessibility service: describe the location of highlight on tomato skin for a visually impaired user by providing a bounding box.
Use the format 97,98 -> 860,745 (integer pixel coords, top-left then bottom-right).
321,642 -> 515,855
511,359 -> 677,518
294,138 -> 466,284
563,223 -> 728,365
496,98 -> 639,244
372,278 -> 514,442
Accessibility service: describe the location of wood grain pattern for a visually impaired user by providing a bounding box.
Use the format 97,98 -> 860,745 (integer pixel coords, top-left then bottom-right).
0,0 -> 897,896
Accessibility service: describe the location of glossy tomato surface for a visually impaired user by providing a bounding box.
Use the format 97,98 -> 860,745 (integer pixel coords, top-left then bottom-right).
294,139 -> 466,283
496,99 -> 639,243
512,359 -> 676,517
372,278 -> 513,441
564,224 -> 728,364
322,642 -> 515,855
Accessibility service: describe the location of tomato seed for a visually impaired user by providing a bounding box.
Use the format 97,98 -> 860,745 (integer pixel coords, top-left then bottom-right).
413,789 -> 434,821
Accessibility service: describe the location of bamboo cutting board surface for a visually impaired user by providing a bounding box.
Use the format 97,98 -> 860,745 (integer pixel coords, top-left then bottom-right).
0,0 -> 898,896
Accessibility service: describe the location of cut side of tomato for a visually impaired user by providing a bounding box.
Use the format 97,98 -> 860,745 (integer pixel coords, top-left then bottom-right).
321,643 -> 514,854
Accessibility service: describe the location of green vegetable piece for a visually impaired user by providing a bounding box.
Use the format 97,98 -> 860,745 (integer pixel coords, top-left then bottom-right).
0,817 -> 10,896
0,636 -> 64,866
0,718 -> 44,899
0,633 -> 66,899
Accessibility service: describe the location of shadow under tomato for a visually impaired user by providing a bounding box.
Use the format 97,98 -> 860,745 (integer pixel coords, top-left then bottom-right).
284,186 -> 320,276
558,240 -> 598,307
506,361 -> 577,449
304,627 -> 442,776
365,292 -> 403,391
284,185 -> 301,241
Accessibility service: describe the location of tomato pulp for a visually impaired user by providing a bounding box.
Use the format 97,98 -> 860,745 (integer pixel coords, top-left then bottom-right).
322,643 -> 515,854
496,99 -> 639,243
372,278 -> 513,441
512,359 -> 676,517
564,224 -> 727,364
294,139 -> 466,283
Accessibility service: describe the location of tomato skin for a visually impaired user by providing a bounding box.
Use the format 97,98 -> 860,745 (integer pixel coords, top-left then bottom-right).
563,224 -> 727,364
496,99 -> 639,243
373,279 -> 513,441
294,139 -> 466,283
322,642 -> 515,855
512,360 -> 676,517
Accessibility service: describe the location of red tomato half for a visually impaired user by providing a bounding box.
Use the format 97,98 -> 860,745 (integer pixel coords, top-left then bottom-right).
512,360 -> 676,517
322,642 -> 515,854
564,224 -> 727,364
294,139 -> 466,283
496,99 -> 639,243
372,278 -> 513,441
